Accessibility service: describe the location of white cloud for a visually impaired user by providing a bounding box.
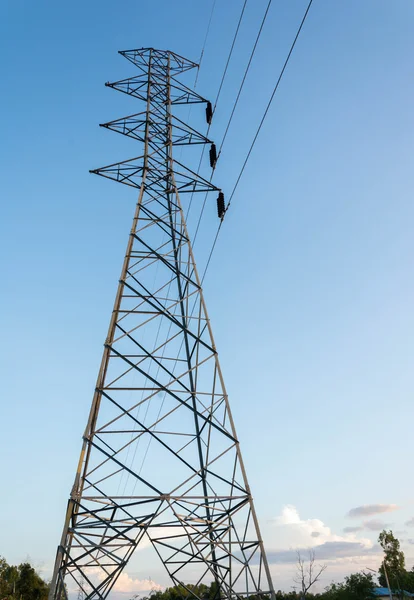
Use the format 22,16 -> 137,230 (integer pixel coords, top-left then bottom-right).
265,504 -> 381,569
269,505 -> 372,552
263,506 -> 385,591
273,505 -> 303,526
77,566 -> 164,596
112,572 -> 163,594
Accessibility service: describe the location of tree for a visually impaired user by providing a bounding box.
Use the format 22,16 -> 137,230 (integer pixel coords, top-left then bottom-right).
150,583 -> 215,600
4,565 -> 19,597
16,562 -> 49,600
0,557 -> 9,598
378,530 -> 406,592
293,550 -> 327,599
402,571 -> 414,595
344,572 -> 376,599
0,557 -> 49,600
323,571 -> 375,600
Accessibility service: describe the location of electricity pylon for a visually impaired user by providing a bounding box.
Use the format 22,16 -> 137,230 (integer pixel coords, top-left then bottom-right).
49,48 -> 275,600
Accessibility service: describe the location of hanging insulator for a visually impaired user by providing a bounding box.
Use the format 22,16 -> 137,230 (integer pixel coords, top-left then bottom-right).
217,192 -> 225,220
209,143 -> 217,168
206,101 -> 213,124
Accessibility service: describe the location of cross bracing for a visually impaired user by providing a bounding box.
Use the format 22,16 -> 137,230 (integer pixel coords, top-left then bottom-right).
49,47 -> 275,600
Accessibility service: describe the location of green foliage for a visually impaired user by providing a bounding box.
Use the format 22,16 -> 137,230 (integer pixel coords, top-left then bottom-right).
344,572 -> 376,599
378,530 -> 407,592
145,575 -> 374,600
149,589 -> 279,600
275,591 -> 313,600
401,571 -> 414,594
323,572 -> 375,600
150,583 -> 215,600
0,557 -> 49,600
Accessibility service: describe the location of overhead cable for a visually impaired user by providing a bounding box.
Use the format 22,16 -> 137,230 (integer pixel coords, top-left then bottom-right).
191,0 -> 275,246
226,0 -> 314,212
214,0 -> 249,111
201,0 -> 314,282
218,0 -> 273,156
186,0 -> 249,219
194,0 -> 218,87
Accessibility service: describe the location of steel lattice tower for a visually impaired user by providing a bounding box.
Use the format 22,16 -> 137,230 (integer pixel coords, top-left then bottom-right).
49,48 -> 275,600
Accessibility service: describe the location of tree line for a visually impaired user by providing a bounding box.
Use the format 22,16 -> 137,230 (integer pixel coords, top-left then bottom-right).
0,558 -> 48,600
1,529 -> 414,600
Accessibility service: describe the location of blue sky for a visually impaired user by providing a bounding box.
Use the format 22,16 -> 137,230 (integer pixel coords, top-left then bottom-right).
1,0 -> 414,593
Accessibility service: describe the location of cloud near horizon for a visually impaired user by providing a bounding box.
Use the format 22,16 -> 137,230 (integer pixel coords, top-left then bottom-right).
66,569 -> 164,596
268,505 -> 379,565
266,541 -> 380,564
347,504 -> 399,518
112,573 -> 163,594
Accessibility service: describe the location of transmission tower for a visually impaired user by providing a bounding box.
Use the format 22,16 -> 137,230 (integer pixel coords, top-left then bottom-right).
49,47 -> 275,600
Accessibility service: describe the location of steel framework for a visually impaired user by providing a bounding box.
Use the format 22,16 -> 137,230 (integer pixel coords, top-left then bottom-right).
49,48 -> 275,600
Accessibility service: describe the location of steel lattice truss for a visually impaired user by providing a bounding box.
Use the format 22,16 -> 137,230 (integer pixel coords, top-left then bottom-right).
50,48 -> 275,600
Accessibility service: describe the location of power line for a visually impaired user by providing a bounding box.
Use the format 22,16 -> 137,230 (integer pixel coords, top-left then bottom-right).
201,0 -> 314,282
191,0 -> 274,249
218,0 -> 273,156
226,0 -> 314,211
178,0 -> 217,162
186,0 -> 249,220
214,0 -> 248,111
195,0 -> 218,87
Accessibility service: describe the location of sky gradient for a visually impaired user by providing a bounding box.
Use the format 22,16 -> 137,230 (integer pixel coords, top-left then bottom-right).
1,0 -> 414,594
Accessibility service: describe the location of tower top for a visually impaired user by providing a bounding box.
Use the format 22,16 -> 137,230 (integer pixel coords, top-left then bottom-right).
119,47 -> 198,74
